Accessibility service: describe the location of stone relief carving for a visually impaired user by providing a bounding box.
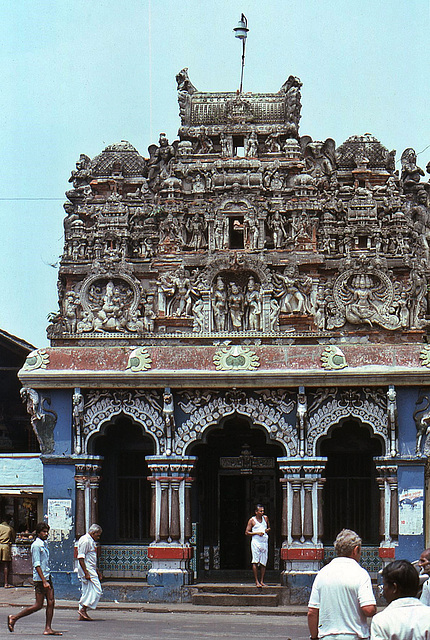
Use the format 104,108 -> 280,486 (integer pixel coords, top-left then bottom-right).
387,385 -> 398,457
163,387 -> 175,455
175,391 -> 297,456
22,349 -> 50,371
20,388 -> 57,455
73,388 -> 84,455
213,345 -> 260,371
420,345 -> 430,368
126,347 -> 152,372
306,388 -> 389,456
296,386 -> 308,458
82,390 -> 166,455
321,346 -> 348,370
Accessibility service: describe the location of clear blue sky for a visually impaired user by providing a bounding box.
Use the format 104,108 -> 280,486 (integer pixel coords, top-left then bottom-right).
1,0 -> 429,347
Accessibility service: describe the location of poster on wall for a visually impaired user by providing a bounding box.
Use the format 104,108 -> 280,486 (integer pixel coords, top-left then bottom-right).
47,499 -> 73,541
399,489 -> 424,535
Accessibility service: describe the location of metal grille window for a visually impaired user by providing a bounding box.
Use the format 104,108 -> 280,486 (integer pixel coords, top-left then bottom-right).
320,421 -> 382,545
117,452 -> 150,542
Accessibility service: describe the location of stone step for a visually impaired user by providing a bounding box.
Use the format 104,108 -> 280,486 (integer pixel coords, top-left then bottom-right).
191,592 -> 279,607
194,583 -> 281,595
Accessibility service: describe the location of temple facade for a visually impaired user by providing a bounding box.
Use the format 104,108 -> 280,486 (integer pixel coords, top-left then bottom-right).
19,69 -> 430,602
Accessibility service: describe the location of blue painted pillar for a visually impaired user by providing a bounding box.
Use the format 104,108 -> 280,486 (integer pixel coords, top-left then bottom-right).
395,387 -> 427,561
40,389 -> 80,596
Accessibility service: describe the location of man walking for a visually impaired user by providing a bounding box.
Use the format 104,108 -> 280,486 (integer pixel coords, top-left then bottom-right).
308,528 -> 376,640
0,518 -> 15,588
245,504 -> 270,587
77,524 -> 103,621
371,559 -> 430,639
7,522 -> 62,635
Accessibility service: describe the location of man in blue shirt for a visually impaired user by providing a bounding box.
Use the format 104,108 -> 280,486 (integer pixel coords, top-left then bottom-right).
7,522 -> 62,635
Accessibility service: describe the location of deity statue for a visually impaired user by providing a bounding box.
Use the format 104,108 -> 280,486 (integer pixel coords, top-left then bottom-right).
245,277 -> 262,330
244,215 -> 259,249
148,133 -> 176,190
68,154 -> 92,190
192,297 -> 205,332
63,291 -> 80,333
228,282 -> 244,331
194,127 -> 214,154
143,294 -> 156,332
219,133 -> 230,157
212,276 -> 227,331
301,137 -> 336,178
273,267 -> 311,314
264,129 -> 281,153
214,216 -> 227,249
246,131 -> 258,157
159,213 -> 181,245
269,211 -> 287,248
92,281 -> 124,332
400,148 -> 425,193
171,268 -> 192,317
186,213 -> 207,250
269,298 -> 280,331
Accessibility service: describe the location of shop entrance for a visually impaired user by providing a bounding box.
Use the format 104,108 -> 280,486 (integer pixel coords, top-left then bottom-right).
189,416 -> 284,575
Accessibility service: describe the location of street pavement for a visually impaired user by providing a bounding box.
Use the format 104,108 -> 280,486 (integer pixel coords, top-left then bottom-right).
1,585 -> 309,639
2,607 -> 310,640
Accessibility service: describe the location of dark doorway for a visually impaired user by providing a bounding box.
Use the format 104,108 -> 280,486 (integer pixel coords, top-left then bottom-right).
92,416 -> 155,544
229,216 -> 244,248
188,416 -> 284,574
320,420 -> 382,545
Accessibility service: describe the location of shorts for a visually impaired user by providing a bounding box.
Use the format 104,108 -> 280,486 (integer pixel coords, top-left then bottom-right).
251,543 -> 268,566
34,576 -> 53,596
0,543 -> 11,562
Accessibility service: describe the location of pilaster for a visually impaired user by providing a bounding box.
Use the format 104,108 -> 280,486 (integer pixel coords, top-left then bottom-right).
146,455 -> 196,588
277,457 -> 326,601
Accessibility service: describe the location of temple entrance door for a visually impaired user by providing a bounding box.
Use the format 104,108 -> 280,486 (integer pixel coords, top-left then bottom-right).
320,419 -> 383,545
219,470 -> 276,570
189,416 -> 284,576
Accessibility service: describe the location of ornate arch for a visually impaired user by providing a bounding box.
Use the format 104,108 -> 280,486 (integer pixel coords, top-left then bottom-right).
175,390 -> 297,455
202,253 -> 272,287
82,390 -> 165,455
307,390 -> 388,456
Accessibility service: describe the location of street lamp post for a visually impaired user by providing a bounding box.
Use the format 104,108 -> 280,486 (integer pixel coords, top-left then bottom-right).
233,14 -> 249,94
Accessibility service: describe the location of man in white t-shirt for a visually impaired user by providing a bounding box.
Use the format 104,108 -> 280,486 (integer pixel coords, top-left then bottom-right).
308,528 -> 377,640
371,559 -> 430,639
77,524 -> 103,621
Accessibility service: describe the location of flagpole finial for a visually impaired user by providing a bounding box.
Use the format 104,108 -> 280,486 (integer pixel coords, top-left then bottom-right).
233,14 -> 248,93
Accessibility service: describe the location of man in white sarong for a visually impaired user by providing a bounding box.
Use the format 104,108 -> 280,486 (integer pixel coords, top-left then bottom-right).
77,524 -> 103,621
245,504 -> 270,587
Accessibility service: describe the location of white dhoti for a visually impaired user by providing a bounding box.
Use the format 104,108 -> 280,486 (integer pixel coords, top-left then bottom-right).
251,536 -> 268,566
77,531 -> 103,610
79,568 -> 103,610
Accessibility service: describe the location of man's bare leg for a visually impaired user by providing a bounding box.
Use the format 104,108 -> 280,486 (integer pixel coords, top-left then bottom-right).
43,586 -> 62,635
78,605 -> 92,621
260,563 -> 267,586
8,592 -> 44,631
252,563 -> 262,587
3,562 -> 12,588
